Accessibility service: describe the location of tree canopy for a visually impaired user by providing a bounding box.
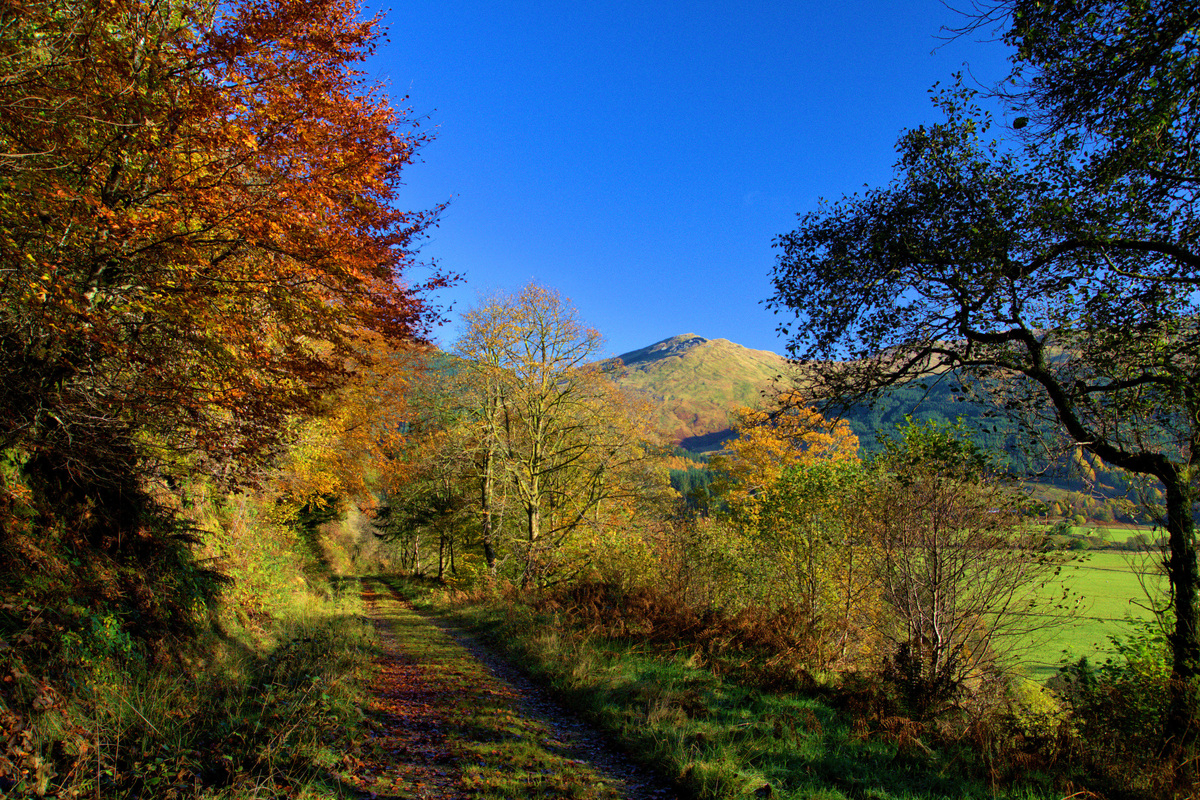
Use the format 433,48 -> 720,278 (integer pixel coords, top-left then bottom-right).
0,0 -> 446,520
710,392 -> 859,526
453,284 -> 662,586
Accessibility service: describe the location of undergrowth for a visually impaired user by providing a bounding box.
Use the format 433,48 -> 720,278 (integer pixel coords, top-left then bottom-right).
412,578 -> 1158,800
0,474 -> 380,799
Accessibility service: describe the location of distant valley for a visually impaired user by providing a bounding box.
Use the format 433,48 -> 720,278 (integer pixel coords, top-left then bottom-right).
609,334 -> 1152,526
606,333 -> 977,453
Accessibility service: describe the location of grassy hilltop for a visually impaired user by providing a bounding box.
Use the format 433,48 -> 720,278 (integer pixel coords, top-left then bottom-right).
609,334 -> 786,449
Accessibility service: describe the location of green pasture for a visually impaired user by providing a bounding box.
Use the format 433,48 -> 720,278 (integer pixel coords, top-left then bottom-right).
1020,550 -> 1166,680
1027,519 -> 1160,546
1067,523 -> 1160,544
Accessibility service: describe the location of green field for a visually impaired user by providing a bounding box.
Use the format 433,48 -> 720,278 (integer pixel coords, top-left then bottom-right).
1068,522 -> 1161,544
1020,550 -> 1166,680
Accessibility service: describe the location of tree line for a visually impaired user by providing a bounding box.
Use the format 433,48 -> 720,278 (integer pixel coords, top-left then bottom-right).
1,1 -> 446,793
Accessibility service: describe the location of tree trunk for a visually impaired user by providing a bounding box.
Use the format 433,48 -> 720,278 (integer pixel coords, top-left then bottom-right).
521,499 -> 541,589
480,455 -> 497,572
528,505 -> 540,544
437,532 -> 446,581
1164,473 -> 1199,749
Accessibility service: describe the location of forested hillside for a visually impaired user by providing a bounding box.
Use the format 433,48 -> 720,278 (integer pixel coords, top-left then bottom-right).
611,336 -> 1156,524
838,376 -> 1160,524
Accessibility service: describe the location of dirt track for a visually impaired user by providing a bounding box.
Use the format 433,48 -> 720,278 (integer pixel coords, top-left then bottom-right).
350,578 -> 679,800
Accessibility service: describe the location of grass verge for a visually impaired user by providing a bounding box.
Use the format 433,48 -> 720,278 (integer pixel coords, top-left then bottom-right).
4,579 -> 379,799
404,579 -> 1066,800
0,447 -> 428,800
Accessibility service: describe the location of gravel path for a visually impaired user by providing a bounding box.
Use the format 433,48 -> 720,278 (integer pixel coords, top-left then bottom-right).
356,579 -> 680,800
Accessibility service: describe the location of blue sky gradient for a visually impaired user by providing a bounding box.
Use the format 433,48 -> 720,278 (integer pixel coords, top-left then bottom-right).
370,1 -> 1014,357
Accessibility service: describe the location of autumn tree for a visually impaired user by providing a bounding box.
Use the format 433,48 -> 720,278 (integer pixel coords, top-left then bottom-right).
862,421 -> 1064,717
710,392 -> 859,524
453,295 -> 519,572
706,397 -> 875,665
769,0 -> 1200,743
455,284 -> 661,587
275,335 -> 426,517
374,407 -> 476,581
751,460 -> 881,669
0,0 -> 444,549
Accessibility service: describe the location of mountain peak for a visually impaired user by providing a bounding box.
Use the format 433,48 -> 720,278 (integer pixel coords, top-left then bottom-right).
616,333 -> 709,367
609,334 -> 786,449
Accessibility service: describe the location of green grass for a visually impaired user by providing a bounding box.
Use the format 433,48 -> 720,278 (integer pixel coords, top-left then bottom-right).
419,582 -> 1059,800
1019,550 -> 1166,680
3,580 -> 379,799
1069,523 -> 1156,543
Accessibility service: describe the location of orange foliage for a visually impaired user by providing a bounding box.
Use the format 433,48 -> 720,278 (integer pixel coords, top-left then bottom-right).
0,0 -> 447,488
710,392 -> 859,520
275,335 -> 427,510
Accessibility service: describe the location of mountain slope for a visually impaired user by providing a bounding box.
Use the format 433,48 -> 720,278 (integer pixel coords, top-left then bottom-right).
609,334 -> 787,449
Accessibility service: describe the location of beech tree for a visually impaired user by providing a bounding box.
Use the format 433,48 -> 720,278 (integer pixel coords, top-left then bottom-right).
0,0 -> 443,538
768,0 -> 1200,743
275,334 -> 426,513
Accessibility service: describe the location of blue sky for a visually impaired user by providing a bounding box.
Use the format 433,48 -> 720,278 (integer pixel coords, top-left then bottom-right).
370,1 -> 1014,358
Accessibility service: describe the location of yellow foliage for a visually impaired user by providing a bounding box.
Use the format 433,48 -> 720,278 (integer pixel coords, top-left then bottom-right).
658,454 -> 706,472
273,333 -> 425,514
453,284 -> 668,585
710,392 -> 859,523
702,395 -> 880,667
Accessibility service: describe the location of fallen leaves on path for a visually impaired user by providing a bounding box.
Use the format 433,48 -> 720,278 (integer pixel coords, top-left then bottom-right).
345,579 -> 678,800
351,581 -> 466,799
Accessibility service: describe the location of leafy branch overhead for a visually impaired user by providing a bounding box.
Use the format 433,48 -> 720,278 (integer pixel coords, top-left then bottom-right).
0,0 -> 449,494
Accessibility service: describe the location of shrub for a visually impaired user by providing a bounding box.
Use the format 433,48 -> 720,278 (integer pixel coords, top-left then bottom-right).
1054,618 -> 1185,797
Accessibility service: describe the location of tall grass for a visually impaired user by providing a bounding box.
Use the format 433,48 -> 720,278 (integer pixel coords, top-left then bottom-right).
419,580 -> 1066,800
